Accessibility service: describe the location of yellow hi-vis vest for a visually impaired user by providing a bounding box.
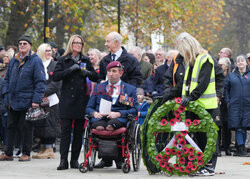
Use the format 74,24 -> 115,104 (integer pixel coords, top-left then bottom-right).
182,53 -> 218,109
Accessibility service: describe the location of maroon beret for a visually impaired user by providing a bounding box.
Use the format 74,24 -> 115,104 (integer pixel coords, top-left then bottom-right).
106,61 -> 123,71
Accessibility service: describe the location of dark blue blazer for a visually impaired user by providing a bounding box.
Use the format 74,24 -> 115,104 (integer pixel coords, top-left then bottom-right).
86,80 -> 138,123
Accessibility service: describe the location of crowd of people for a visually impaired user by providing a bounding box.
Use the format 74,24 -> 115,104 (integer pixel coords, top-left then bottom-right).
0,31 -> 249,176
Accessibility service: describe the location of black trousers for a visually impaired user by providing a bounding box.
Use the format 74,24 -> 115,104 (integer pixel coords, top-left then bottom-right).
5,108 -> 33,156
59,118 -> 85,162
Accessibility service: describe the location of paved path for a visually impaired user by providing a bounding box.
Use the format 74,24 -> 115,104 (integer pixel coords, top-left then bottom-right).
0,152 -> 250,179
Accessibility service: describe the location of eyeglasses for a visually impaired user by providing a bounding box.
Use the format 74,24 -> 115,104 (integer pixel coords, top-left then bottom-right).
72,42 -> 83,46
19,42 -> 28,46
45,50 -> 52,52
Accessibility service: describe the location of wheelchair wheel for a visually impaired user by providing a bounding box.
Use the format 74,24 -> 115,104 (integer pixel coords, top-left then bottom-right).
122,163 -> 130,173
79,162 -> 88,173
131,123 -> 141,171
89,148 -> 97,171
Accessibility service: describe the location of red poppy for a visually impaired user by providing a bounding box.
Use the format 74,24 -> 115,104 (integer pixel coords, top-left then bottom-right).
168,166 -> 174,173
162,155 -> 170,162
179,166 -> 185,173
165,163 -> 170,168
174,163 -> 179,170
191,164 -> 197,171
185,119 -> 192,127
187,162 -> 193,168
50,71 -> 53,76
198,159 -> 203,166
197,151 -> 203,159
182,147 -> 189,154
160,119 -> 168,126
178,106 -> 186,112
179,139 -> 186,146
175,97 -> 182,104
181,130 -> 188,136
165,148 -> 171,155
170,149 -> 176,155
189,147 -> 195,154
176,151 -> 182,158
159,161 -> 166,168
185,166 -> 191,173
173,140 -> 178,147
169,118 -> 176,126
155,154 -> 162,162
188,154 -> 195,161
174,110 -> 180,117
193,119 -> 200,126
179,157 -> 185,165
176,134 -> 183,140
175,116 -> 181,122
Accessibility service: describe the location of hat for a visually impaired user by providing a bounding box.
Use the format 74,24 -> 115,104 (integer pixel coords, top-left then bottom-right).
18,34 -> 32,45
48,42 -> 57,48
106,61 -> 123,71
246,53 -> 250,59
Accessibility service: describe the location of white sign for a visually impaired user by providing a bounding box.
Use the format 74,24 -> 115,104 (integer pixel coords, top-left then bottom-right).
171,122 -> 188,131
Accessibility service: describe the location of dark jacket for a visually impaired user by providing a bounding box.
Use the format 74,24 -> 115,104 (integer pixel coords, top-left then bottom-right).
0,78 -> 6,115
2,51 -> 46,111
98,47 -> 142,87
86,81 -> 138,123
35,60 -> 61,138
139,59 -> 152,83
53,53 -> 98,119
143,75 -> 155,96
153,60 -> 169,96
162,54 -> 185,103
224,67 -> 250,129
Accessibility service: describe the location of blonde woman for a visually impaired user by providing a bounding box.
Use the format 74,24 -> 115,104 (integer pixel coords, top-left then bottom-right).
177,32 -> 224,176
88,48 -> 102,72
32,43 -> 61,159
53,35 -> 98,170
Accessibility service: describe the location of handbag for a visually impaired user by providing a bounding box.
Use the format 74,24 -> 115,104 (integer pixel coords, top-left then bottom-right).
25,100 -> 50,122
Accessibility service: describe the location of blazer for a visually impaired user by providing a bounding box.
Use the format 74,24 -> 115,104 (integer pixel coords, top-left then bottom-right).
86,80 -> 139,123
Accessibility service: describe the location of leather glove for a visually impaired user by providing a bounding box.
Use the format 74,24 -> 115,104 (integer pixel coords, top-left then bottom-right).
81,69 -> 92,77
69,64 -> 80,72
181,97 -> 190,106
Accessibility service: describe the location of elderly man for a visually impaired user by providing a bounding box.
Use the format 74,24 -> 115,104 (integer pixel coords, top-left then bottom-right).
153,49 -> 179,97
86,61 -> 138,169
98,32 -> 142,87
155,48 -> 166,64
129,46 -> 152,83
0,34 -> 46,162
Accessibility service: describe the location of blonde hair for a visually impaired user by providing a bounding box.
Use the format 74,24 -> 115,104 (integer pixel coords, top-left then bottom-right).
88,48 -> 102,60
37,43 -> 51,62
63,34 -> 85,56
176,32 -> 206,66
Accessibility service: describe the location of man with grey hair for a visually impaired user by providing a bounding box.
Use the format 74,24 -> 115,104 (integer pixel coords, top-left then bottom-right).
152,49 -> 179,97
155,48 -> 166,64
98,32 -> 142,87
218,47 -> 235,70
129,46 -> 152,84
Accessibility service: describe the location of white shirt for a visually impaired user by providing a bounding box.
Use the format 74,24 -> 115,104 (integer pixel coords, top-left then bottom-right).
108,80 -> 121,104
112,48 -> 123,61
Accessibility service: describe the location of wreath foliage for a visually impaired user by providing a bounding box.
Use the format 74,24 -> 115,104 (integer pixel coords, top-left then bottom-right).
142,98 -> 218,176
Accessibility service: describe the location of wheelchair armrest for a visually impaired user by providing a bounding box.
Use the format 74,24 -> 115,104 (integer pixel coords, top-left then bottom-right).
84,114 -> 91,121
127,114 -> 136,121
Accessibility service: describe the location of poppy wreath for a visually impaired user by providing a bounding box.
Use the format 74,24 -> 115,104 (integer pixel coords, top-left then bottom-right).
144,97 -> 218,176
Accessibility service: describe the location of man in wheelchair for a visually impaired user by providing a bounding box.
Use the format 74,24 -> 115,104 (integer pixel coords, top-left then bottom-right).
86,61 -> 138,169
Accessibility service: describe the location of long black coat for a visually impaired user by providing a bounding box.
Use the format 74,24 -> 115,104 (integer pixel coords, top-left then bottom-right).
53,53 -> 98,119
35,60 -> 61,138
98,47 -> 142,87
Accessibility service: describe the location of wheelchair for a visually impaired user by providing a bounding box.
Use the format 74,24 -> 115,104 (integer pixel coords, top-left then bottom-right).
79,114 -> 141,173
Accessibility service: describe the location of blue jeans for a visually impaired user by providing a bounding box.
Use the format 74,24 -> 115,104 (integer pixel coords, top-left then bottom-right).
236,129 -> 247,146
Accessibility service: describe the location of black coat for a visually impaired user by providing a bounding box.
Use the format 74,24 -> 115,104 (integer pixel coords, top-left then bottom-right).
162,54 -> 185,102
35,60 -> 61,138
98,47 -> 142,87
53,53 -> 98,119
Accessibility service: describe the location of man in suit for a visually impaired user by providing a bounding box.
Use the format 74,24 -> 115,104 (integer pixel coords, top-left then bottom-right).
98,31 -> 142,87
86,61 -> 138,169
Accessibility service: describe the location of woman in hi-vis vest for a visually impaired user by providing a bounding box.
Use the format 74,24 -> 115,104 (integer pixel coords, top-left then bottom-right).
176,32 -> 220,176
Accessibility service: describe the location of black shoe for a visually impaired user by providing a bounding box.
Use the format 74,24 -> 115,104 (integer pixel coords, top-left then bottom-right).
94,160 -> 112,168
57,160 -> 68,170
216,151 -> 222,157
115,160 -> 123,169
225,149 -> 232,156
70,160 -> 79,169
238,145 -> 250,157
